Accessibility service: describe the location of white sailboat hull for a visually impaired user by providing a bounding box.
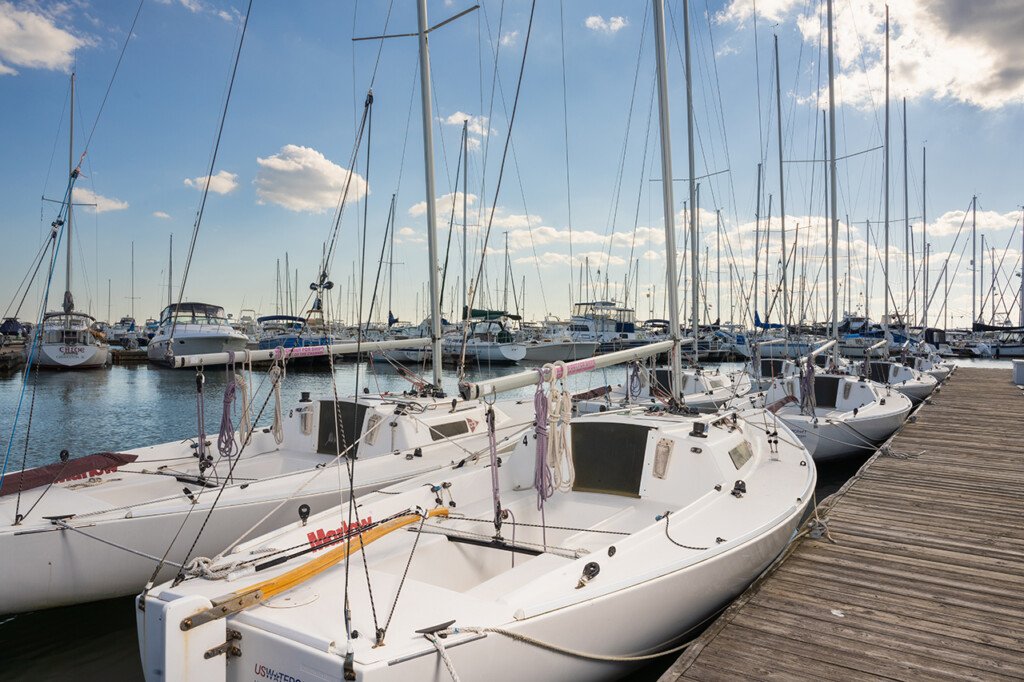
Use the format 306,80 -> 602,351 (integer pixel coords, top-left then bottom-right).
521,340 -> 599,363
205,500 -> 806,682
35,342 -> 109,368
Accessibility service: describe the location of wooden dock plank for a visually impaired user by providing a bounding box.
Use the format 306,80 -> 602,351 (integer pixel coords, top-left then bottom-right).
661,367 -> 1024,681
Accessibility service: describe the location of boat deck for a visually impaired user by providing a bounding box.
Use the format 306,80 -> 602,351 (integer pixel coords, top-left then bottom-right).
660,367 -> 1024,681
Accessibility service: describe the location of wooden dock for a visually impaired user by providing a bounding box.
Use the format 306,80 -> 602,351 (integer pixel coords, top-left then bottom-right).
661,367 -> 1024,681
110,348 -> 149,365
0,344 -> 26,373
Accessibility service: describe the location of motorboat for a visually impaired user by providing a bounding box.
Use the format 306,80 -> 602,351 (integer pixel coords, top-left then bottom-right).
147,303 -> 249,366
442,319 -> 525,365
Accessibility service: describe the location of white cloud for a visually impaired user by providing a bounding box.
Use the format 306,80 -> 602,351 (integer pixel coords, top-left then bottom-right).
499,30 -> 519,47
442,111 -> 491,137
395,226 -> 425,245
722,0 -> 1024,109
914,208 -> 1020,239
716,0 -> 801,24
184,170 -> 238,195
72,187 -> 128,213
217,10 -> 232,22
514,250 -> 626,268
0,3 -> 89,76
467,137 -> 481,151
255,144 -> 367,213
152,210 -> 171,219
584,15 -> 628,35
408,192 -> 478,223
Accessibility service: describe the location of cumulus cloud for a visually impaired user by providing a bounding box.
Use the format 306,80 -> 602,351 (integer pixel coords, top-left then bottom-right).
514,250 -> 627,268
73,187 -> 128,213
0,2 -> 89,76
715,0 -> 801,24
184,170 -> 238,195
255,145 -> 368,213
441,111 -> 491,137
721,0 -> 1024,109
915,208 -> 1020,238
152,211 -> 171,219
584,15 -> 628,35
499,30 -> 519,47
395,226 -> 425,245
408,192 -> 479,223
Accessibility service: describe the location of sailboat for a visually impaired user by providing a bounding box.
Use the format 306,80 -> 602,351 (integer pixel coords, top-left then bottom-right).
0,4 -> 526,614
733,3 -> 913,461
35,73 -> 110,370
136,3 -> 814,679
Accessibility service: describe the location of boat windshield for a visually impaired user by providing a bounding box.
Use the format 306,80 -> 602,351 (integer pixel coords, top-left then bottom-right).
160,303 -> 227,325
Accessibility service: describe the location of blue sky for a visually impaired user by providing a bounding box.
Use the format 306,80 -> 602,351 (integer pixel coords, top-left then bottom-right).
1,0 -> 1022,329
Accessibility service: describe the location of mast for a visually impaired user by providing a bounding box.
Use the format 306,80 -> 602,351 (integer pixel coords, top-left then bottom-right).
131,241 -> 135,318
503,231 -> 509,312
882,5 -> 890,351
64,72 -> 76,315
683,0 -> 699,362
716,209 -> 721,324
980,234 -> 985,323
845,213 -> 851,316
865,219 -> 871,320
922,146 -> 928,326
1020,206 -> 1024,327
651,0 -> 684,400
971,195 -> 977,325
417,0 -> 443,390
388,193 -> 396,319
462,120 -> 468,318
826,0 -> 840,365
167,234 -> 173,309
773,34 -> 789,351
754,162 -> 761,323
903,97 -> 909,337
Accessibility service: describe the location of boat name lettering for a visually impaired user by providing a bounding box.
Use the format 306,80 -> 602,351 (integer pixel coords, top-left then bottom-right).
306,516 -> 373,551
59,346 -> 85,355
56,465 -> 121,484
255,663 -> 302,682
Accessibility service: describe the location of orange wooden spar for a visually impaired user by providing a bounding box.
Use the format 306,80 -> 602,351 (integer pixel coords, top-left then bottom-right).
181,508 -> 449,630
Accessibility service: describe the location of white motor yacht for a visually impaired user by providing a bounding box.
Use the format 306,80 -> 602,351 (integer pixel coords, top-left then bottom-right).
147,303 -> 249,366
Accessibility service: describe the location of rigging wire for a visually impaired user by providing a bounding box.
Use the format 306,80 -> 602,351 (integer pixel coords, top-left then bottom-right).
168,0 -> 253,345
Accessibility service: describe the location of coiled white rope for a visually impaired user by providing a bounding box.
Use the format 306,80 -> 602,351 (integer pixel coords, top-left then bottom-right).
546,362 -> 574,492
235,370 -> 252,443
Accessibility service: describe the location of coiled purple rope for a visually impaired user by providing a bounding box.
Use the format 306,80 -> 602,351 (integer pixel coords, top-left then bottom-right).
218,379 -> 237,457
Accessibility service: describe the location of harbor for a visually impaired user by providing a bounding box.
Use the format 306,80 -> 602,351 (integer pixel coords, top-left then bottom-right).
660,365 -> 1024,681
1,0 -> 1023,680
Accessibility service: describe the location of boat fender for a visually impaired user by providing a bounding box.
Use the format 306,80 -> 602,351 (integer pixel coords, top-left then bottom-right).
731,480 -> 746,498
298,504 -> 311,526
576,561 -> 600,589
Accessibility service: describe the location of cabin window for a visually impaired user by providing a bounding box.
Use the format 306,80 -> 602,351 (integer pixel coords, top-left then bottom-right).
317,400 -> 367,456
760,359 -> 785,377
868,363 -> 891,384
429,420 -> 470,441
813,376 -> 840,409
571,422 -> 651,498
729,441 -> 753,470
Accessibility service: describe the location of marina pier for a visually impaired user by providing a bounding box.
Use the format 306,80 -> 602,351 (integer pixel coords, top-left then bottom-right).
661,367 -> 1024,681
